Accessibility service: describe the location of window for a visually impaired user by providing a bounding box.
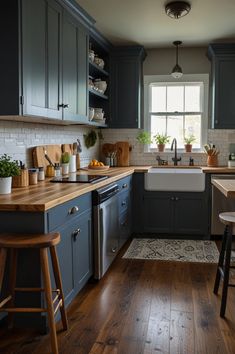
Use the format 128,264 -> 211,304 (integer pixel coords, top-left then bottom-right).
144,74 -> 209,150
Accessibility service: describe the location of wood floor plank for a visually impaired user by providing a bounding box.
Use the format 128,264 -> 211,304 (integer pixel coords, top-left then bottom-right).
169,310 -> 194,354
2,243 -> 235,354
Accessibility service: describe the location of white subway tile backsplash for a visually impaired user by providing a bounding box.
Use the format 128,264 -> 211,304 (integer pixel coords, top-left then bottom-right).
0,120 -> 100,167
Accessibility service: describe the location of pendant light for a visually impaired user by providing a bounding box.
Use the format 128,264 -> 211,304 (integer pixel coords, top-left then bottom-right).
171,41 -> 183,79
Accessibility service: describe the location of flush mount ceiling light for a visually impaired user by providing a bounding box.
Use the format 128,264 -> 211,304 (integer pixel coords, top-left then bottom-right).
171,41 -> 183,79
165,1 -> 191,19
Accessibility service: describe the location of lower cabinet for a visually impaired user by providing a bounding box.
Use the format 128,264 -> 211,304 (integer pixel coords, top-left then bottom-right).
51,209 -> 92,307
143,192 -> 208,236
117,175 -> 132,249
132,172 -> 210,238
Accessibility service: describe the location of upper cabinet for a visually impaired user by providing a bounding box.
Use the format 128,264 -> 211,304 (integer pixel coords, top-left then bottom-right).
0,0 -> 91,124
109,46 -> 146,128
207,43 -> 235,129
23,0 -> 88,123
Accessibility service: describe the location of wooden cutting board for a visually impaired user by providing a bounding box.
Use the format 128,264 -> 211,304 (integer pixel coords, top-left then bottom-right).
116,141 -> 130,167
32,144 -> 73,170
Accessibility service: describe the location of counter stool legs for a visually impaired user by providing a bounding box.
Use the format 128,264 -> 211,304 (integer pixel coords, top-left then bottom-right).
8,249 -> 18,328
213,224 -> 233,318
40,248 -> 59,354
220,226 -> 232,317
50,246 -> 68,331
214,225 -> 228,294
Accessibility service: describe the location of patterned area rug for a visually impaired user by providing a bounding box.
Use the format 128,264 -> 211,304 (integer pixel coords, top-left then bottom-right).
123,238 -> 220,263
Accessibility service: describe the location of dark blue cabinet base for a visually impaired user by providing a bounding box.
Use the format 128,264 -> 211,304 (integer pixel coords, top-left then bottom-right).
132,173 -> 210,239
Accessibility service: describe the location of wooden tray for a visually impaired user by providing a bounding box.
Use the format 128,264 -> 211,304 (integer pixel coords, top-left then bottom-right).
88,165 -> 110,171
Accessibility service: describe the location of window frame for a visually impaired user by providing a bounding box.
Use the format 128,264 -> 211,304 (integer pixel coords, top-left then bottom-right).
144,74 -> 209,152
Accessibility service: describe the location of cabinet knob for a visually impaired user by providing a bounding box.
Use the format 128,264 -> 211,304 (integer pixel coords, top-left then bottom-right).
68,206 -> 79,215
111,247 -> 117,253
122,183 -> 128,189
63,104 -> 69,108
121,201 -> 127,206
171,197 -> 175,201
73,228 -> 81,240
175,197 -> 179,201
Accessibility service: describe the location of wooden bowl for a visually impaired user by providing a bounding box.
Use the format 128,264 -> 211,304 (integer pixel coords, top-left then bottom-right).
88,165 -> 110,171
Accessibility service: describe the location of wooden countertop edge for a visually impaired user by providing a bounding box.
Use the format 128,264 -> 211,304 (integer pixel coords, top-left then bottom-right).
0,167 -> 138,212
211,179 -> 235,198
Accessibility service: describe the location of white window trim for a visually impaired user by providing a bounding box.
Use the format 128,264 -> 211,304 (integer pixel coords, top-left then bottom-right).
144,74 -> 209,153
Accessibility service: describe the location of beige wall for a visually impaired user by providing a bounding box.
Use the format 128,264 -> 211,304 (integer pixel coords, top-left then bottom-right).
144,47 -> 210,75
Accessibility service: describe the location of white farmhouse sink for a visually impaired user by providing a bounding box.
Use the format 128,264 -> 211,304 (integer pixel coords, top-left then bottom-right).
144,167 -> 205,192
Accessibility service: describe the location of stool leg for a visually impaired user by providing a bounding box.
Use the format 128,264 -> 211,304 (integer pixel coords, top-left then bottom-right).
50,246 -> 68,331
214,225 -> 228,294
40,248 -> 58,354
7,249 -> 18,329
0,248 -> 7,292
220,225 -> 232,317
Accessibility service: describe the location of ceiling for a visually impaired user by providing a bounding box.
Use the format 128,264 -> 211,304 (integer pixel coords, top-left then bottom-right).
76,0 -> 235,48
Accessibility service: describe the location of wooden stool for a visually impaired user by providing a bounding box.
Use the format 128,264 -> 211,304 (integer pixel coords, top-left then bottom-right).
0,232 -> 68,354
213,212 -> 235,317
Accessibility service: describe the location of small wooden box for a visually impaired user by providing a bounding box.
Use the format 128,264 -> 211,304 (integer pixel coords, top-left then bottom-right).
12,169 -> 29,187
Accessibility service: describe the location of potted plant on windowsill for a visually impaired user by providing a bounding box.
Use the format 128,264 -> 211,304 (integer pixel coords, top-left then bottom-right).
153,134 -> 170,152
184,135 -> 196,153
0,154 -> 20,194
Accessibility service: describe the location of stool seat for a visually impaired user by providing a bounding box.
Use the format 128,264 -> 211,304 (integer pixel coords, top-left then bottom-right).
0,232 -> 60,248
219,212 -> 235,225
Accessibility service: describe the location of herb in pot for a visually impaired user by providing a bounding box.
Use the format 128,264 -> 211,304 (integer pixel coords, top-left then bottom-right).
0,154 -> 20,178
136,131 -> 152,145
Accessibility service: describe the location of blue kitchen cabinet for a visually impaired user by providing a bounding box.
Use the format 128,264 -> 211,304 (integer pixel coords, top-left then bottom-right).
109,46 -> 146,128
117,175 -> 133,248
207,43 -> 235,129
0,192 -> 92,330
132,173 -> 210,238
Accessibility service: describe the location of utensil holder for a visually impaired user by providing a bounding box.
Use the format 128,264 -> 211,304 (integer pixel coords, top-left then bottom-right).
207,155 -> 218,167
12,169 -> 29,187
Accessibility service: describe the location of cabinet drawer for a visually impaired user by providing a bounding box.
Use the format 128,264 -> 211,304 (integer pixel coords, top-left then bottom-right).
47,193 -> 92,231
116,175 -> 132,192
118,190 -> 131,214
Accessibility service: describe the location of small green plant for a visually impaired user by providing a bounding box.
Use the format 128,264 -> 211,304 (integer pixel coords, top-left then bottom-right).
153,133 -> 170,145
184,134 -> 196,144
136,131 -> 152,145
83,130 -> 97,149
61,152 -> 70,164
0,154 -> 20,178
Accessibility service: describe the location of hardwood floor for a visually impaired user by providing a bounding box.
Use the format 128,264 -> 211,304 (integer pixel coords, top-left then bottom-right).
1,242 -> 235,354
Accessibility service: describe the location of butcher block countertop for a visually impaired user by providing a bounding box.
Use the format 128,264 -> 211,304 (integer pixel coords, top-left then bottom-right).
211,179 -> 235,199
0,166 -> 151,212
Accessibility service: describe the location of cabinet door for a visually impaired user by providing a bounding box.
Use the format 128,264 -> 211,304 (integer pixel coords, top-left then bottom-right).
62,12 -> 88,122
72,210 -> 93,292
174,195 -> 208,236
119,211 -> 131,249
53,219 -> 75,306
214,58 -> 235,128
22,0 -> 62,119
143,193 -> 174,233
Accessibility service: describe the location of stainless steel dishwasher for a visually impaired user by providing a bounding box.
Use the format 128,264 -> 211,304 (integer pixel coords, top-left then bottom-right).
93,183 -> 119,279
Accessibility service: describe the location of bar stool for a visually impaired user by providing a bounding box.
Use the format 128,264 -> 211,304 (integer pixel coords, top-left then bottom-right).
0,232 -> 68,354
213,212 -> 235,317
